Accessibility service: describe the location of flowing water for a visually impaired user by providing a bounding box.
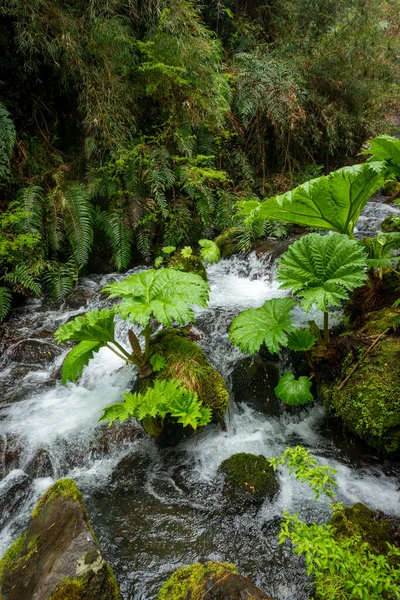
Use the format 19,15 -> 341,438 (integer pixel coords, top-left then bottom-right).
0,200 -> 400,599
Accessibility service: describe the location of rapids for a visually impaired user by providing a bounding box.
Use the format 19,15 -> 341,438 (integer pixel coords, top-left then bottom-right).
0,199 -> 399,599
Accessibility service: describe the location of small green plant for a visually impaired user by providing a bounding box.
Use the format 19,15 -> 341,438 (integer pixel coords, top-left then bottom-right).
55,268 -> 210,382
271,446 -> 400,600
100,378 -> 211,434
198,239 -> 220,263
361,232 -> 400,279
277,233 -> 368,342
274,373 -> 313,406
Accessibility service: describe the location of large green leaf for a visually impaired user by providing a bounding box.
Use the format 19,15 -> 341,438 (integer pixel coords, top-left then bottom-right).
199,239 -> 220,263
235,162 -> 387,236
61,340 -> 104,384
362,135 -> 400,177
229,297 -> 297,354
103,268 -> 210,327
54,308 -> 116,343
286,328 -> 317,352
275,372 -> 313,405
277,233 -> 367,312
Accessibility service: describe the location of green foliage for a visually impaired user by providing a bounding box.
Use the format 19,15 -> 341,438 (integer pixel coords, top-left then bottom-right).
150,353 -> 166,373
229,297 -> 297,354
0,287 -> 12,322
277,234 -> 367,340
0,103 -> 16,180
274,373 -> 313,406
198,239 -> 220,263
362,135 -> 400,178
60,340 -> 104,385
55,309 -> 116,344
361,232 -> 400,279
286,328 -> 317,352
100,378 -> 211,432
180,246 -> 193,258
235,161 -> 387,237
103,268 -> 209,327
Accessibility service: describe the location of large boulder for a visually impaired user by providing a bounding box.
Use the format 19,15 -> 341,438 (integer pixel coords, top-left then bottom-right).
232,355 -> 281,416
0,478 -> 121,600
319,335 -> 400,454
157,561 -> 274,600
219,453 -> 279,508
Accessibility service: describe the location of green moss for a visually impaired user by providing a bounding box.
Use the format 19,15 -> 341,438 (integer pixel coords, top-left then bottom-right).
151,329 -> 229,420
320,336 -> 400,453
167,253 -> 207,282
330,503 -> 395,557
220,453 -> 278,500
214,227 -> 240,258
32,478 -> 83,518
0,534 -> 26,584
382,179 -> 400,197
381,214 -> 400,233
49,565 -> 120,600
360,307 -> 400,334
157,562 -> 238,600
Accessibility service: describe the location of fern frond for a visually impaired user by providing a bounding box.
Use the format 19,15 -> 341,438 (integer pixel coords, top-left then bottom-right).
17,185 -> 43,233
4,265 -> 41,296
104,208 -> 133,270
42,261 -> 79,301
61,185 -> 93,266
0,103 -> 16,179
0,287 -> 12,322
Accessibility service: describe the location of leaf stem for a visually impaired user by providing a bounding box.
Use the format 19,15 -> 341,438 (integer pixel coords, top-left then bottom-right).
323,311 -> 329,344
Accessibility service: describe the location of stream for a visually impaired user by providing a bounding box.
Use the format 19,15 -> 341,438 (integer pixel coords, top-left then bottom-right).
1,199 -> 400,599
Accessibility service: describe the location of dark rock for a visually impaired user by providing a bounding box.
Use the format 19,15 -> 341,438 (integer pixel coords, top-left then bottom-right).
64,286 -> 96,310
0,478 -> 121,600
0,435 -> 23,479
232,355 -> 281,416
89,421 -> 142,458
25,449 -> 54,478
219,453 -> 279,509
4,340 -> 61,366
157,562 -> 273,599
0,471 -> 32,528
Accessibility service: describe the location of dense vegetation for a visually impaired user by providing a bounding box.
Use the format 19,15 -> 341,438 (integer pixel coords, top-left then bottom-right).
0,0 -> 399,317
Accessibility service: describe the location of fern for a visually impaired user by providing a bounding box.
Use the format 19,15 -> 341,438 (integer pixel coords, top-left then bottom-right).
4,265 -> 41,296
277,233 -> 367,341
62,185 -> 93,267
43,261 -> 79,301
229,297 -> 297,354
17,186 -> 43,233
0,103 -> 16,180
104,208 -> 133,270
0,287 -> 12,322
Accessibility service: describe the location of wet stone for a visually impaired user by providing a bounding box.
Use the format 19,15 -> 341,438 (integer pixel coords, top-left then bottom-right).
3,340 -> 61,366
232,355 -> 281,416
0,471 -> 32,529
0,435 -> 23,479
25,449 -> 54,479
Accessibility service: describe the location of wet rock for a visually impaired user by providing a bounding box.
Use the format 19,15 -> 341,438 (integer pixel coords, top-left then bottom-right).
214,227 -> 241,258
252,234 -> 301,262
0,478 -> 121,600
381,213 -> 400,232
330,502 -> 400,554
232,355 -> 281,416
25,449 -> 54,479
0,435 -> 23,479
167,252 -> 208,281
319,335 -> 400,454
219,453 -> 279,509
4,340 -> 61,366
89,421 -> 143,458
64,286 -> 96,310
157,561 -> 273,599
0,471 -> 32,529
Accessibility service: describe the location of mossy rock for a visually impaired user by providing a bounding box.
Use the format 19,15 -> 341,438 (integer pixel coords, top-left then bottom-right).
157,561 -> 272,600
381,214 -> 400,233
167,253 -> 207,282
329,503 -> 400,558
319,336 -> 400,453
214,227 -> 240,258
0,479 -> 121,600
382,179 -> 400,197
151,328 -> 229,423
360,307 -> 400,335
219,453 -> 279,507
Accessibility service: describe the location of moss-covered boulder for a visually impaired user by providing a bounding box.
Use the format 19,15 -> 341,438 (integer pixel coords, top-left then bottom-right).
0,479 -> 121,600
381,214 -> 400,233
319,335 -> 400,453
214,227 -> 240,258
157,561 -> 273,600
329,503 -> 400,557
219,453 -> 279,507
151,328 -> 229,425
167,253 -> 207,281
360,307 -> 400,335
